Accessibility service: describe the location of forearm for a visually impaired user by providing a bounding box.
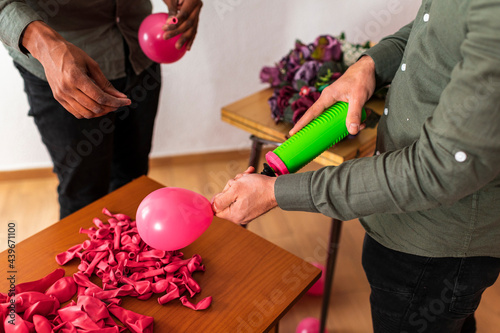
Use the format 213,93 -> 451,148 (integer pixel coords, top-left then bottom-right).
0,0 -> 42,53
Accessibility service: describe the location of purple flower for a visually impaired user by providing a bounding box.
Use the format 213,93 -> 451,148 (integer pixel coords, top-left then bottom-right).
293,61 -> 321,90
277,85 -> 295,113
289,40 -> 312,66
284,41 -> 312,81
311,35 -> 342,62
268,91 -> 281,123
259,66 -> 281,87
290,91 -> 321,124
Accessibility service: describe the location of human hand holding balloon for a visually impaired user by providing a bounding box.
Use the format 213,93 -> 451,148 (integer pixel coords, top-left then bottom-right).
162,0 -> 203,50
136,187 -> 214,251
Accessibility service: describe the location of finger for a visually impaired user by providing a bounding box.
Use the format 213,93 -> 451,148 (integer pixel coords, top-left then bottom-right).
65,96 -> 99,119
77,74 -> 131,109
243,166 -> 255,174
232,166 -> 255,182
185,16 -> 199,51
345,97 -> 365,135
165,0 -> 179,17
175,0 -> 201,24
212,189 -> 237,214
222,178 -> 236,192
176,19 -> 198,50
57,98 -> 86,119
163,2 -> 201,39
87,61 -> 128,99
289,93 -> 337,136
72,89 -> 119,115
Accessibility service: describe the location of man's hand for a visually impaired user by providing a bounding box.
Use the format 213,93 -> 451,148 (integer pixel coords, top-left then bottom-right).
162,0 -> 202,50
22,21 -> 131,119
290,55 -> 377,136
212,167 -> 278,225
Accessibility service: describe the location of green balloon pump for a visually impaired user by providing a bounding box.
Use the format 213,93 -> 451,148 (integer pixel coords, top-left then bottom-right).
261,102 -> 366,177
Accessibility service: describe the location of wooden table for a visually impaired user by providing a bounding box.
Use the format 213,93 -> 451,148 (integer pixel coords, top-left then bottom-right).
221,88 -> 384,332
0,176 -> 320,332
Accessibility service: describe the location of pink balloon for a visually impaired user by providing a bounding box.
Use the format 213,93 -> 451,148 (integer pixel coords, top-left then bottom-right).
306,262 -> 325,296
296,317 -> 328,333
138,13 -> 187,63
136,187 -> 213,251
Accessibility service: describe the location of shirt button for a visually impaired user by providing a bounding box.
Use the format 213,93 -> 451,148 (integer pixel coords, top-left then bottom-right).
384,108 -> 388,115
401,63 -> 406,71
423,13 -> 430,22
455,151 -> 467,162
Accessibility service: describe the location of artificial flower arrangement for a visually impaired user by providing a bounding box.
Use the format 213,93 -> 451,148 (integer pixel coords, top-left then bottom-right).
259,33 -> 373,125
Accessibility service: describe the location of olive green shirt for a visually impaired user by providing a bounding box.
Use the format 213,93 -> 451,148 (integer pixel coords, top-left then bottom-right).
275,0 -> 500,258
0,0 -> 153,81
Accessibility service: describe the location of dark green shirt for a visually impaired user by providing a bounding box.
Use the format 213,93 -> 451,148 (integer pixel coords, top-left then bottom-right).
275,0 -> 500,258
0,0 -> 153,81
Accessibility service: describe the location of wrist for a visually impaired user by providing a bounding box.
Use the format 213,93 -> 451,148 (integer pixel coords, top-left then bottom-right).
21,21 -> 66,61
357,55 -> 376,75
268,176 -> 278,208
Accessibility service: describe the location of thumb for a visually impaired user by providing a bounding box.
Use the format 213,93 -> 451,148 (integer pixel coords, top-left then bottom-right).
212,190 -> 236,215
345,98 -> 364,135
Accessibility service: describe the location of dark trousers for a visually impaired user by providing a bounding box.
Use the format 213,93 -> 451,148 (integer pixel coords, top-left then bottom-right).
15,62 -> 161,218
362,234 -> 500,333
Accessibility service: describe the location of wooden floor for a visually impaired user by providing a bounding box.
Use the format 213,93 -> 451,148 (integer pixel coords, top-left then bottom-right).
1,150 -> 500,332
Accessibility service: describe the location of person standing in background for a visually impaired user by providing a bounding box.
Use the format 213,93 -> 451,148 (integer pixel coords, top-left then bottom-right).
0,0 -> 202,218
213,0 -> 500,332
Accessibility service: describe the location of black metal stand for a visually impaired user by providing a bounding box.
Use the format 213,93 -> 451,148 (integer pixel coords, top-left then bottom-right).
320,218 -> 342,333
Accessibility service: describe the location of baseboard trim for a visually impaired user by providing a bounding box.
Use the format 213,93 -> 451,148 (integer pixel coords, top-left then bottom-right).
0,149 -> 266,182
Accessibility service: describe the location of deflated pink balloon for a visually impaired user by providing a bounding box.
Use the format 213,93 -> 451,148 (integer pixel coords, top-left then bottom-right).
306,262 -> 326,296
138,13 -> 187,63
136,187 -> 213,251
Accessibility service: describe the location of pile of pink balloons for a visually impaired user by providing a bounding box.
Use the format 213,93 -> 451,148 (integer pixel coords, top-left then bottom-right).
138,13 -> 187,63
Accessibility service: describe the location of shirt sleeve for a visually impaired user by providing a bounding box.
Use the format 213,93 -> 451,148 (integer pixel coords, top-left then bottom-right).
274,1 -> 500,221
0,0 -> 42,54
363,21 -> 414,89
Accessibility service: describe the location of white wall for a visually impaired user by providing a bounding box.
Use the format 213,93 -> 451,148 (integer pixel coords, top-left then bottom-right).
0,0 -> 420,171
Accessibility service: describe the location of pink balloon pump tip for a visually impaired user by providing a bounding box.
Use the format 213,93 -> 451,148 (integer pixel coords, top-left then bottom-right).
167,16 -> 178,25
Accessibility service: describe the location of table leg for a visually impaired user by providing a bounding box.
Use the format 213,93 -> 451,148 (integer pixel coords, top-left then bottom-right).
268,322 -> 279,333
249,135 -> 264,169
319,218 -> 343,333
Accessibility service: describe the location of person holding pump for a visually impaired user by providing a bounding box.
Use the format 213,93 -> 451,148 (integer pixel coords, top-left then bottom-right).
212,0 -> 500,332
0,0 -> 202,218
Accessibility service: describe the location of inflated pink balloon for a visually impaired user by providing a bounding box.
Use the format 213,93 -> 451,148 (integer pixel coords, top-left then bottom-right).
136,187 -> 213,251
138,12 -> 187,63
296,317 -> 328,333
306,262 -> 325,296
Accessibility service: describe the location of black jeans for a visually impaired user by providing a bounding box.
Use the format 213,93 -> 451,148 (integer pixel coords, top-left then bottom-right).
15,62 -> 161,218
362,235 -> 500,333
